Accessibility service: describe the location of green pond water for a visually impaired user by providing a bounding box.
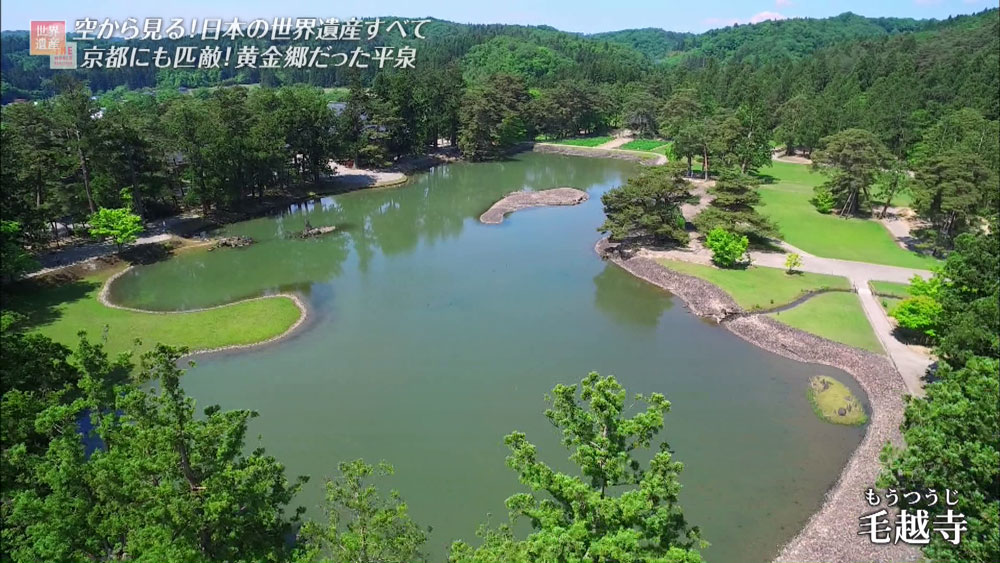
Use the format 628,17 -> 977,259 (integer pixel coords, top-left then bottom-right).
110,152 -> 866,563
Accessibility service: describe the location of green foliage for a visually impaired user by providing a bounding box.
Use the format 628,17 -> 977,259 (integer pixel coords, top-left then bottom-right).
811,128 -> 893,216
459,74 -> 532,161
1,330 -> 306,562
912,151 -> 996,252
880,223 -> 999,563
0,221 -> 36,282
933,228 -> 1000,365
809,187 -> 834,214
450,373 -> 704,563
297,459 -> 427,563
87,206 -> 143,250
704,228 -> 749,268
785,253 -> 802,273
599,163 -> 691,245
890,295 -> 943,340
880,357 -> 1000,563
693,169 -> 777,240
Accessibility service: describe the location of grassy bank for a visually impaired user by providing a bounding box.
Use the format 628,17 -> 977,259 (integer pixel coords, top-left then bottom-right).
757,161 -> 939,269
550,136 -> 612,147
9,267 -> 303,357
656,259 -> 850,310
768,291 -> 883,353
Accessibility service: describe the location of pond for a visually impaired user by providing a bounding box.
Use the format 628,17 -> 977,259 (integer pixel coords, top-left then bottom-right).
109,152 -> 866,563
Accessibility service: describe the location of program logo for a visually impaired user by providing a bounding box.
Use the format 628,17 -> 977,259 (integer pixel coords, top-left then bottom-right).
29,20 -> 67,55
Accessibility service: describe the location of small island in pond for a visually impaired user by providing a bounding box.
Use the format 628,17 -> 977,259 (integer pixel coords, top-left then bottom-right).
807,375 -> 868,426
480,188 -> 588,224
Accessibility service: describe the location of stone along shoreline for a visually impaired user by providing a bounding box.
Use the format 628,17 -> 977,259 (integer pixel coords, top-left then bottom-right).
595,239 -> 919,563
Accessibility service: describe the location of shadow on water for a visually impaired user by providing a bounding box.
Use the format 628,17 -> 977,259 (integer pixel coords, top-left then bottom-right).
593,264 -> 673,330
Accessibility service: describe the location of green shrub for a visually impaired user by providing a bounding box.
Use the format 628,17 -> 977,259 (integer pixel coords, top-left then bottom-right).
890,295 -> 943,341
810,187 -> 836,214
705,228 -> 749,268
784,252 -> 802,273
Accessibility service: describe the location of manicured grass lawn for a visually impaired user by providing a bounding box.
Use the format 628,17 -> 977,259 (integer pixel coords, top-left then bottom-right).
551,136 -> 612,147
657,259 -> 850,310
10,267 -> 302,357
807,375 -> 867,425
869,280 -> 911,298
620,139 -> 668,151
879,295 -> 904,312
756,161 -> 939,269
768,291 -> 883,353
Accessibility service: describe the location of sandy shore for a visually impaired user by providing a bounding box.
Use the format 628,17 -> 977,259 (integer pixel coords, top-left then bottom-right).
532,142 -> 667,165
480,188 -> 589,224
596,239 -> 919,563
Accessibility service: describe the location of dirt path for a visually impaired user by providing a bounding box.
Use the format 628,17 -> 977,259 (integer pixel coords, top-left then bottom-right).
595,136 -> 634,149
878,206 -> 930,252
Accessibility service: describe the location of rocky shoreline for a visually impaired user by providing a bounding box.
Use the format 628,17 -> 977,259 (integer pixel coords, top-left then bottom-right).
480,187 -> 589,224
596,239 -> 919,563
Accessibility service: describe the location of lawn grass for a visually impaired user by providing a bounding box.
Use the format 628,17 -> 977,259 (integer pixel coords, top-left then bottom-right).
869,280 -> 911,298
620,139 -> 668,151
756,161 -> 939,269
551,136 -> 612,147
657,259 -> 850,310
807,375 -> 867,425
768,291 -> 883,353
9,267 -> 303,358
879,295 -> 904,312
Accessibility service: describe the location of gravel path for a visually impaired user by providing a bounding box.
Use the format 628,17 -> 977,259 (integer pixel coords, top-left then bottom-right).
595,136 -> 634,149
479,188 -> 589,224
643,239 -> 933,397
596,239 -> 920,563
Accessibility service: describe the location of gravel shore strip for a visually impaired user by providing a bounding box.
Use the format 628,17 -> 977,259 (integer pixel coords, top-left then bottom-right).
596,239 -> 919,563
480,188 -> 589,224
532,142 -> 666,165
99,265 -> 309,358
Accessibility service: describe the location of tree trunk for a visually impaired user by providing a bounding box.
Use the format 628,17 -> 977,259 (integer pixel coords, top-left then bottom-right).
75,131 -> 96,213
702,148 -> 710,180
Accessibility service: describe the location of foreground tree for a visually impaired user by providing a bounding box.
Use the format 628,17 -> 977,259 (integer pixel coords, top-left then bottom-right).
1,334 -> 306,562
811,128 -> 892,216
880,225 -> 999,563
693,169 -> 777,241
932,227 -> 1000,366
880,357 -> 999,563
600,163 -> 691,246
450,373 -> 705,563
88,204 -> 143,251
296,459 -> 427,563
